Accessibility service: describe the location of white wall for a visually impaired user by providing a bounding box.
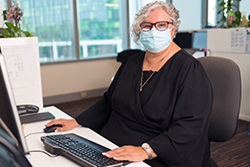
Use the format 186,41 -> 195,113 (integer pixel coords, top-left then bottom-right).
172,0 -> 202,31
41,58 -> 120,99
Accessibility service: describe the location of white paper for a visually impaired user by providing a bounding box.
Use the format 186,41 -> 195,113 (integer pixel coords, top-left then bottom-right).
2,45 -> 36,89
230,28 -> 247,52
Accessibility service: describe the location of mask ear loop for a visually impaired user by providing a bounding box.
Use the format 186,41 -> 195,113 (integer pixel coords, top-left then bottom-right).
168,27 -> 175,40
171,23 -> 178,38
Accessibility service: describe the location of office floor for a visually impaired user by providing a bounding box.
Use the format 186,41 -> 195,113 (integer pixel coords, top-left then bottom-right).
54,97 -> 250,167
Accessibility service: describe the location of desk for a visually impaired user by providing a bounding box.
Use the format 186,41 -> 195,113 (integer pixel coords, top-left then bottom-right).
23,106 -> 150,167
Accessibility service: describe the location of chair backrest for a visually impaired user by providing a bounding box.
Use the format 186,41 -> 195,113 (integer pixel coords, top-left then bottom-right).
117,49 -> 143,64
0,127 -> 32,167
198,56 -> 241,142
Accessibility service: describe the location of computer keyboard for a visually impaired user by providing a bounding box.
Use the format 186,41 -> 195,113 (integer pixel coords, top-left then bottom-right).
41,133 -> 130,167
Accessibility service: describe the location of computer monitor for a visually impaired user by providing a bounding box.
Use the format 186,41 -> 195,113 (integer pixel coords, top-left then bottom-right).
192,31 -> 207,50
173,31 -> 193,49
0,54 -> 29,154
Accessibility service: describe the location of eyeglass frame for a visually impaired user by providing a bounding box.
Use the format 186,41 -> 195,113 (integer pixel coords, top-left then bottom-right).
140,21 -> 173,32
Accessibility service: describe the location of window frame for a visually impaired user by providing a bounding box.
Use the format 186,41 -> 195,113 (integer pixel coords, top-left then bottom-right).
3,0 -> 233,64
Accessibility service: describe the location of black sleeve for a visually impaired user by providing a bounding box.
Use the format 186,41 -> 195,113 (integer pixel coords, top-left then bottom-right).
75,63 -> 125,132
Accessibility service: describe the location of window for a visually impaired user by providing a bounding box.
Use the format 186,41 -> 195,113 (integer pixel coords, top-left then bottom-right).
208,0 -> 244,28
4,0 -> 217,63
20,0 -> 76,63
208,0 -> 217,26
0,0 -> 8,27
172,0 -> 202,31
18,0 -> 124,63
240,1 -> 250,18
77,0 -> 122,59
19,0 -> 170,62
0,0 -> 7,9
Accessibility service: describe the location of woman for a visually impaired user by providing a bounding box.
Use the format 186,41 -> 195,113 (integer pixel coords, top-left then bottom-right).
46,1 -> 213,166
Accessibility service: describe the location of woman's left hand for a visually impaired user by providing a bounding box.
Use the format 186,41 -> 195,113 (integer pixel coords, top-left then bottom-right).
102,145 -> 148,162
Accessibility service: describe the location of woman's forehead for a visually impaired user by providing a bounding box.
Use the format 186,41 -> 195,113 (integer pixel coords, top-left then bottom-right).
145,8 -> 170,22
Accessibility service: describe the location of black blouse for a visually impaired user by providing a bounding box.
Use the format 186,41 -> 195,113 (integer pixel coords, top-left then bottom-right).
76,50 -> 213,167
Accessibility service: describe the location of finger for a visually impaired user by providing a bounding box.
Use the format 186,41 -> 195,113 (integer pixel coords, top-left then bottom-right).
103,150 -> 118,158
104,146 -> 147,162
47,118 -> 69,127
104,147 -> 123,155
55,127 -> 64,132
113,155 -> 130,161
112,151 -> 132,161
104,147 -> 130,159
57,124 -> 73,132
45,120 -> 60,126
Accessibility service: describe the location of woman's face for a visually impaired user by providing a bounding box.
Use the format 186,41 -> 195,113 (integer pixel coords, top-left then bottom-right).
145,8 -> 175,37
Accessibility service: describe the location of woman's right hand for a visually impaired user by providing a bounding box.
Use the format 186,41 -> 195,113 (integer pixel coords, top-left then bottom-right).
45,118 -> 79,132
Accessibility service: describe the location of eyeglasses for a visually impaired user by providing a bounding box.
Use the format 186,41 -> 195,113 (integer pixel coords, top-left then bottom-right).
140,21 -> 173,32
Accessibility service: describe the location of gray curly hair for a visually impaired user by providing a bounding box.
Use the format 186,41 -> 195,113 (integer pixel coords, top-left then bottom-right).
132,1 -> 180,44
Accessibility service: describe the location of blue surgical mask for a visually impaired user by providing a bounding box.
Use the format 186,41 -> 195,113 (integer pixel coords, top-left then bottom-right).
139,28 -> 172,53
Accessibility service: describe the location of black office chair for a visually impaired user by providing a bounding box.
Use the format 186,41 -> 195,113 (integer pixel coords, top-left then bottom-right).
117,49 -> 143,64
0,125 -> 32,167
198,56 -> 241,166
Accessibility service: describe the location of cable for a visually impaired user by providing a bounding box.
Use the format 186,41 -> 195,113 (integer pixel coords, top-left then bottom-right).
25,132 -> 44,138
28,150 -> 58,158
25,130 -> 59,158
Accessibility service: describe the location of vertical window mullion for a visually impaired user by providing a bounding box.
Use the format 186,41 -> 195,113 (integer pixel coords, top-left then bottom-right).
73,0 -> 80,59
201,0 -> 208,28
121,0 -> 129,50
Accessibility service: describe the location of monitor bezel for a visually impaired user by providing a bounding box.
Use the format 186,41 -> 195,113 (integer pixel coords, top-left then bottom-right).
173,31 -> 193,49
0,54 -> 29,154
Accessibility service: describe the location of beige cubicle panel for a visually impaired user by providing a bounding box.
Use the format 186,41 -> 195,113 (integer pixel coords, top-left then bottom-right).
207,28 -> 250,122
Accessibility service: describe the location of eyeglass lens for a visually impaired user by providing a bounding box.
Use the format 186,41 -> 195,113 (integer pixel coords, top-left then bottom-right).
140,21 -> 172,31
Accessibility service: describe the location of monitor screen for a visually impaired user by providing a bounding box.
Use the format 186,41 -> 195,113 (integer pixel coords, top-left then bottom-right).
173,31 -> 193,49
192,31 -> 207,50
0,54 -> 29,154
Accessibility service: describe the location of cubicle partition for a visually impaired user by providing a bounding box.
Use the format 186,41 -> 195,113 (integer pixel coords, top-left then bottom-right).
207,28 -> 250,122
0,37 -> 43,110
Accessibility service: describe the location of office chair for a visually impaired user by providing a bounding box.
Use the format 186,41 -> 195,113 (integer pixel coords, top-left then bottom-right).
117,49 -> 143,64
198,56 -> 241,166
0,125 -> 32,167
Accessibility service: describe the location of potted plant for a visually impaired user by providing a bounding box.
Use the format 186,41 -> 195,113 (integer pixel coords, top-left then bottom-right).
0,2 -> 33,38
217,0 -> 241,28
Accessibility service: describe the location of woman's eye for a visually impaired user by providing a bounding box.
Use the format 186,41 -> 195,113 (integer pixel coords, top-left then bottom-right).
158,23 -> 166,27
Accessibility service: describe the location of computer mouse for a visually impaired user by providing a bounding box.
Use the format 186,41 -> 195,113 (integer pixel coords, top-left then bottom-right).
43,124 -> 62,133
